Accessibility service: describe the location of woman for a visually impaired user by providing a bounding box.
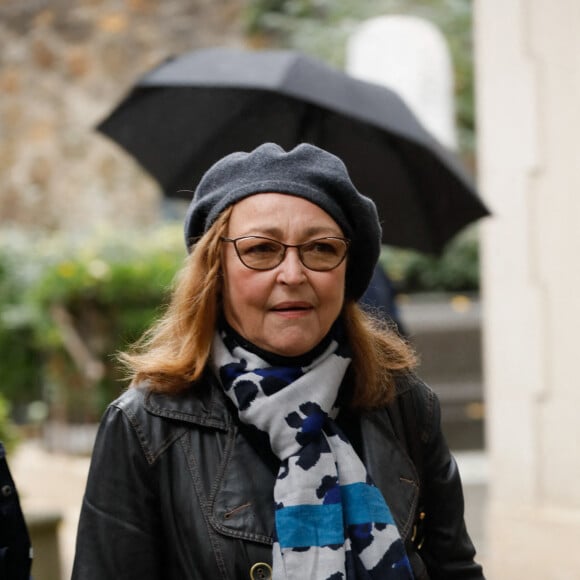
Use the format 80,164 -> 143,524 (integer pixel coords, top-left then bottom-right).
73,143 -> 484,579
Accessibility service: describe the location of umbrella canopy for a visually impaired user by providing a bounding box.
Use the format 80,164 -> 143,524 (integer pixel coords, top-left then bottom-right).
98,46 -> 489,254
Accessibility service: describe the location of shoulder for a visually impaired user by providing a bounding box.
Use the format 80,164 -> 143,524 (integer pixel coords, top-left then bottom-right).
101,374 -> 231,464
111,372 -> 231,425
97,384 -> 184,464
392,372 -> 440,444
394,371 -> 435,403
108,381 -> 157,435
111,381 -> 148,415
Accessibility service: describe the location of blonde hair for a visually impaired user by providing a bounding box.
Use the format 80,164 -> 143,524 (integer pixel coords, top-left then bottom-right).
342,302 -> 417,408
117,208 -> 232,389
119,206 -> 417,408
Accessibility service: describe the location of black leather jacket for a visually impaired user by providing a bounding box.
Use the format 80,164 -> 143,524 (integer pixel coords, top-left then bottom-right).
72,371 -> 484,579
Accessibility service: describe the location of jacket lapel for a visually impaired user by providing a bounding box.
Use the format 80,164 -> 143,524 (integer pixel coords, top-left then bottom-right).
358,409 -> 420,540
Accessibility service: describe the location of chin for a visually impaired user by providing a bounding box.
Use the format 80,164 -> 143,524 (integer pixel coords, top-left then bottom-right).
266,335 -> 319,357
271,345 -> 310,357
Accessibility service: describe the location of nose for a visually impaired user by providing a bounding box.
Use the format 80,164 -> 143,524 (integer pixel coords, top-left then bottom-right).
275,247 -> 306,285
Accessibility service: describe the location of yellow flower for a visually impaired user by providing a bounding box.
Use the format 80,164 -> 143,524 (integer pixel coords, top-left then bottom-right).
57,262 -> 76,278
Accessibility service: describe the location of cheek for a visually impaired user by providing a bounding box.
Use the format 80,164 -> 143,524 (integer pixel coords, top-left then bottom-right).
314,271 -> 346,321
222,264 -> 269,319
325,267 -> 346,301
327,284 -> 346,317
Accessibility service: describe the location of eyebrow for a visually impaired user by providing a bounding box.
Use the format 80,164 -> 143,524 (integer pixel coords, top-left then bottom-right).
240,225 -> 343,238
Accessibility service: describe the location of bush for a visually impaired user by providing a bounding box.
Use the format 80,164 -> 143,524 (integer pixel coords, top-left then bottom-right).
0,394 -> 18,452
0,225 -> 184,422
381,225 -> 480,294
0,232 -> 44,416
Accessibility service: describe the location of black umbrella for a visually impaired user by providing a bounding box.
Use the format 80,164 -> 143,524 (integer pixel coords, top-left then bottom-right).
98,46 -> 489,254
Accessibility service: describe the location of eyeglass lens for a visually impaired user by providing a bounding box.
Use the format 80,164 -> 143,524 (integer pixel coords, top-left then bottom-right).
231,237 -> 348,271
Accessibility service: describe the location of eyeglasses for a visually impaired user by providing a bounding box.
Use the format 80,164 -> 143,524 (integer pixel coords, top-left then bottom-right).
221,236 -> 349,271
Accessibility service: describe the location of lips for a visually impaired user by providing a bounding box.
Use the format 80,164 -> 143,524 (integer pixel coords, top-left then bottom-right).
271,301 -> 313,312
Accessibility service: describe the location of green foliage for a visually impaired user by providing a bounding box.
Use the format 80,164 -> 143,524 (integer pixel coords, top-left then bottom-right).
381,225 -> 480,294
0,233 -> 44,410
0,394 -> 18,452
0,226 -> 184,422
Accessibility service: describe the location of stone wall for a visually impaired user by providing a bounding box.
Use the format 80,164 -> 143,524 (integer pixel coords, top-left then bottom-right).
0,0 -> 244,234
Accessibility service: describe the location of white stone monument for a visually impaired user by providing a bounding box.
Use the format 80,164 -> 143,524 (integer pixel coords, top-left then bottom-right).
346,15 -> 457,149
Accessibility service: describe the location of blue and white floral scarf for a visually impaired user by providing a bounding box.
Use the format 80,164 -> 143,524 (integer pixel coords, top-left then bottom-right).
211,328 -> 414,580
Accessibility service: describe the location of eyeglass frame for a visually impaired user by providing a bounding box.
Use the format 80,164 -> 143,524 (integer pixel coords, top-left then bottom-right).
220,235 -> 350,272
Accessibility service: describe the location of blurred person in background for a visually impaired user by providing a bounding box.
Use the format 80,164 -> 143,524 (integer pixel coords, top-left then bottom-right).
73,143 -> 484,579
0,441 -> 32,580
360,264 -> 408,338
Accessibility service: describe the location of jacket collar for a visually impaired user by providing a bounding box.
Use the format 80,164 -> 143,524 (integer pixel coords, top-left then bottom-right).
141,370 -> 417,441
142,370 -> 231,431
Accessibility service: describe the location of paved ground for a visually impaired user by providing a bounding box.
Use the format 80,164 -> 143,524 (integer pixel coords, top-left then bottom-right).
9,440 -> 488,579
9,440 -> 90,580
455,449 -> 488,570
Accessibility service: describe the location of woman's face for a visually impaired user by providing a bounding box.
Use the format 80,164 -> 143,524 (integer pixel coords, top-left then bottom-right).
221,193 -> 347,357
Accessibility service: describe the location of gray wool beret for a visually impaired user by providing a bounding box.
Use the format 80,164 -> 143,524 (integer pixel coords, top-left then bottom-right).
183,142 -> 382,300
